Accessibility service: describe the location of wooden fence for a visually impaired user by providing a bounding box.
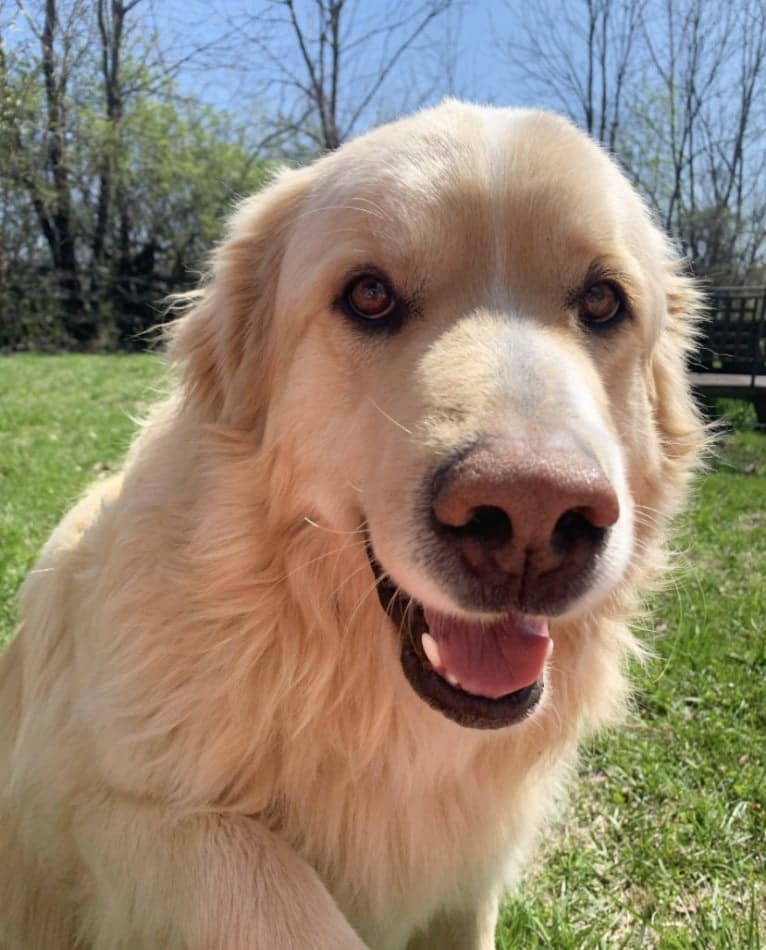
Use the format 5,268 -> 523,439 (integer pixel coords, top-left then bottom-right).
688,286 -> 766,424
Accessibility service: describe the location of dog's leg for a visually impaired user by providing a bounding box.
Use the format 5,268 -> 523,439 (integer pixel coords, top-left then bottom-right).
405,894 -> 499,950
73,796 -> 367,950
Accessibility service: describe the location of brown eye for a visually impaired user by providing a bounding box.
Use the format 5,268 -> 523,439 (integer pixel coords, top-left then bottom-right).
344,275 -> 396,322
579,281 -> 624,326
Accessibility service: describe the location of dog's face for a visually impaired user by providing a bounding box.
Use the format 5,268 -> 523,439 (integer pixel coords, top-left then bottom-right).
175,102 -> 701,731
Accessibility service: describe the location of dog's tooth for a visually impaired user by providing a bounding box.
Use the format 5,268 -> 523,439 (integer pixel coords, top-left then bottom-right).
445,672 -> 460,688
421,632 -> 443,672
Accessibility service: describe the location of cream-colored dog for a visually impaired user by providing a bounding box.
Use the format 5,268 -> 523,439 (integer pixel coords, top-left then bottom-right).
0,101 -> 704,949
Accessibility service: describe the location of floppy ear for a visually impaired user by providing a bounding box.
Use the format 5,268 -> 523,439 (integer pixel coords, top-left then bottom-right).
648,263 -> 709,493
167,164 -> 316,428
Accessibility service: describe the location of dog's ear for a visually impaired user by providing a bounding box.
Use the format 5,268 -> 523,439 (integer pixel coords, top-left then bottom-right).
168,165 -> 316,428
648,263 -> 708,489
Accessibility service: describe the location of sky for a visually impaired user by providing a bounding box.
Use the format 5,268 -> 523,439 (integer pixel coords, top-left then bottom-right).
0,0 -> 632,146
0,0 -> 676,165
146,0 -> 552,137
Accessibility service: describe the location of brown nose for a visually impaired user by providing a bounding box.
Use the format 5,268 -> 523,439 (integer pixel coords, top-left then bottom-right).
431,437 -> 619,607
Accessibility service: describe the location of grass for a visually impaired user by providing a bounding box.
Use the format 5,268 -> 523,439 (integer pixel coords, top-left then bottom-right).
1,354 -> 764,948
0,354 -> 168,636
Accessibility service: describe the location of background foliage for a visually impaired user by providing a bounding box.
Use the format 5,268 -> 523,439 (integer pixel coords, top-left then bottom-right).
1,0 -> 765,351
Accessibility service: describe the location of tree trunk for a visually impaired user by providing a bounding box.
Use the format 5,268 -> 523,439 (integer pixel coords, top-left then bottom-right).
42,0 -> 96,346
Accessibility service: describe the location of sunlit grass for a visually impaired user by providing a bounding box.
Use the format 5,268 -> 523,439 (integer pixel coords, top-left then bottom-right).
0,353 -> 167,637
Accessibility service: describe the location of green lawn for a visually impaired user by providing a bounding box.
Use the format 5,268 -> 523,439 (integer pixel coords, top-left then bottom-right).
0,354 -> 169,635
1,355 -> 764,948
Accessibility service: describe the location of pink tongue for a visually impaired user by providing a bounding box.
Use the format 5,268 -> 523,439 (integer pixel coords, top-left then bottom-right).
423,609 -> 550,699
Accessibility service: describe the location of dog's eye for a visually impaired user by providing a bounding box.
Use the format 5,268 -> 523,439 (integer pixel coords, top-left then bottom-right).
579,281 -> 624,327
343,275 -> 397,322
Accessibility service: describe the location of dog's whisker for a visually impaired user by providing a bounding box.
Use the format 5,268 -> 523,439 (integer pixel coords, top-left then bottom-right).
344,573 -> 390,635
317,226 -> 393,240
347,195 -> 396,224
366,397 -> 413,435
302,516 -> 368,536
293,202 -> 390,224
402,598 -> 424,659
326,560 -> 377,607
277,539 -> 369,583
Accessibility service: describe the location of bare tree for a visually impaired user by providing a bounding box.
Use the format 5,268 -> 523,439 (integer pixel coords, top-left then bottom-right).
92,0 -> 142,274
499,0 -> 645,152
694,0 -> 766,278
639,0 -> 735,238
631,0 -> 766,280
234,0 -> 455,154
498,0 -> 766,282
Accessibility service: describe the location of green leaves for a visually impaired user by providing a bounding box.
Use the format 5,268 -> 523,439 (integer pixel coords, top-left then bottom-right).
0,11 -> 273,349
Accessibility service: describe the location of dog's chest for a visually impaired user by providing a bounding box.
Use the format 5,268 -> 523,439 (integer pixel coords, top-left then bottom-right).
282,755 -> 524,948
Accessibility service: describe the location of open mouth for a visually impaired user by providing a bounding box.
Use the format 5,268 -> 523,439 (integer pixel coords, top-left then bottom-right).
367,545 -> 551,729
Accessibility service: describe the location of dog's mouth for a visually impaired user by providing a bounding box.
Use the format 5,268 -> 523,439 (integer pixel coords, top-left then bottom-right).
367,546 -> 550,729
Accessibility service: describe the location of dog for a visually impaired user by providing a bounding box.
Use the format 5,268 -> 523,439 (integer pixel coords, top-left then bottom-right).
0,100 -> 704,949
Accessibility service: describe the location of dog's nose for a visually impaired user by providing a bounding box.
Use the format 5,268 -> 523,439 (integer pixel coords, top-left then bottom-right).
431,437 -> 619,601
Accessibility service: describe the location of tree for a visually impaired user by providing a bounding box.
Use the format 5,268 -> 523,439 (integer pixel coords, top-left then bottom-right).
1,0 -> 96,342
0,0 -> 272,348
631,0 -> 766,280
103,97 -> 271,347
498,0 -> 766,282
499,0 -> 645,152
233,0 -> 455,154
92,0 -> 137,280
0,0 -> 153,344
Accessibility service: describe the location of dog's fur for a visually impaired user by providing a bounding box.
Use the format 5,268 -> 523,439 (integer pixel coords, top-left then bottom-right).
0,101 -> 704,949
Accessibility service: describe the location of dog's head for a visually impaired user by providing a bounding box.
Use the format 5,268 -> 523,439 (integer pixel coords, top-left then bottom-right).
171,101 -> 704,730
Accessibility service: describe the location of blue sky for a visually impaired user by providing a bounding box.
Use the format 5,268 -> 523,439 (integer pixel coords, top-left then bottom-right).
0,0 -> 668,156
149,1 -> 550,132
